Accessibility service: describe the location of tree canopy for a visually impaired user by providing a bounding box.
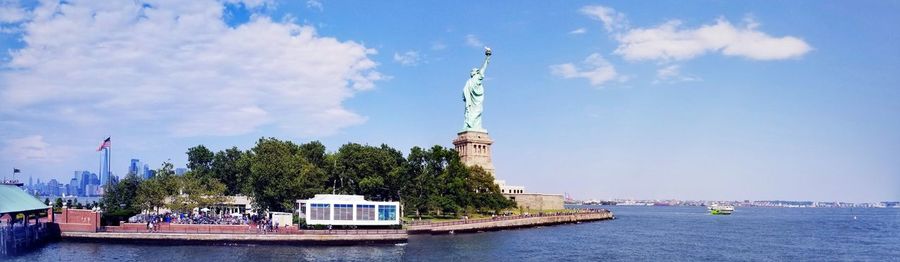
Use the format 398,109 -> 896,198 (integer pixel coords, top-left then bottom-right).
107,137 -> 514,218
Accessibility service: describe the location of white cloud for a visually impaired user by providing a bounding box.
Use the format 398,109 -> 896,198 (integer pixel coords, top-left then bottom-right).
550,53 -> 620,87
1,135 -> 71,163
465,34 -> 483,48
569,27 -> 587,35
393,50 -> 421,66
580,5 -> 627,32
577,5 -> 812,62
227,0 -> 273,9
0,0 -> 28,25
431,41 -> 446,51
654,64 -> 699,84
615,18 -> 812,61
0,0 -> 26,22
0,0 -> 382,137
306,0 -> 323,11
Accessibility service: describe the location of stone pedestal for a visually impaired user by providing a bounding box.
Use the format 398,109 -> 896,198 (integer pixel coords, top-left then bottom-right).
453,131 -> 495,175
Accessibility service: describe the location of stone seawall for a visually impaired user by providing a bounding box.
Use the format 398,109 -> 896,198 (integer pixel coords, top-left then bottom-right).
410,212 -> 614,234
61,231 -> 407,245
54,210 -> 613,246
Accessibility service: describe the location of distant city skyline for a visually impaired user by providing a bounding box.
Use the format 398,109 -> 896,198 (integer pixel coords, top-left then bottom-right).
1,1 -> 897,202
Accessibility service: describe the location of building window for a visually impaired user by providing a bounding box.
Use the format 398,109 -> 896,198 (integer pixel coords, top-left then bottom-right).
378,205 -> 397,221
311,203 -> 330,220
334,204 -> 353,220
356,205 -> 375,221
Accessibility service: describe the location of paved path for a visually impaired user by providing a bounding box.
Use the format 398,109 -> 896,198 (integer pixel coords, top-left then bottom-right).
61,231 -> 407,244
408,211 -> 614,234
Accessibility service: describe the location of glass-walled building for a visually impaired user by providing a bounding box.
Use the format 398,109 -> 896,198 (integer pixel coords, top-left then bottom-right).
297,194 -> 400,226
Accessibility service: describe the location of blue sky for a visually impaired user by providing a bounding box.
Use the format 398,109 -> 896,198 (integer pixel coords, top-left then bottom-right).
0,0 -> 897,202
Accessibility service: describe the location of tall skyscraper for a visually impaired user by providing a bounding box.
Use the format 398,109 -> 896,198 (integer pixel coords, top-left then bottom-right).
90,172 -> 99,185
48,179 -> 60,196
129,159 -> 141,177
68,177 -> 79,196
97,137 -> 111,189
142,164 -> 152,179
80,171 -> 91,196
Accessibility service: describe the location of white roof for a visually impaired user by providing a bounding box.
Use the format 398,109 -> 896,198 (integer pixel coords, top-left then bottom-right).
296,194 -> 398,204
310,194 -> 366,201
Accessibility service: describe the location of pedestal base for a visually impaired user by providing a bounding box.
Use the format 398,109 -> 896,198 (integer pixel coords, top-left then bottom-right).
453,131 -> 495,175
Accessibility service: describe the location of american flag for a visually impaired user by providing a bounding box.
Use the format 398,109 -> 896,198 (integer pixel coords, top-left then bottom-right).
97,137 -> 111,151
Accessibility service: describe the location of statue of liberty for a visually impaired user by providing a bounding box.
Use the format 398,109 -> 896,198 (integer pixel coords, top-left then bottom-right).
462,47 -> 491,132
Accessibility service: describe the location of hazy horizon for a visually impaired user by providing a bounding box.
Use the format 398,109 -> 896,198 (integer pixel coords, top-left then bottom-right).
1,1 -> 897,203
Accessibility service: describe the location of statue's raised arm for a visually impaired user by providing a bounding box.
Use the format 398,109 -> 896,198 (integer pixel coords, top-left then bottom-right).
480,47 -> 491,77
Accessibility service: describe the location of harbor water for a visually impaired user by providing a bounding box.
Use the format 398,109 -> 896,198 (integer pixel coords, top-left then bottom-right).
5,206 -> 898,261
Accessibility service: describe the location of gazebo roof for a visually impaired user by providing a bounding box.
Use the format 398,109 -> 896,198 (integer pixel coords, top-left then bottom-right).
0,184 -> 49,214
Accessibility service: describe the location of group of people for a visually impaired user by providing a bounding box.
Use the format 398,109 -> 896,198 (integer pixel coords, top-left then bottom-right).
129,212 -> 251,226
253,217 -> 285,234
129,212 -> 288,234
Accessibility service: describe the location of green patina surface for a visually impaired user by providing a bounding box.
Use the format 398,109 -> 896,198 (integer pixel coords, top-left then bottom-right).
462,48 -> 492,132
0,184 -> 49,214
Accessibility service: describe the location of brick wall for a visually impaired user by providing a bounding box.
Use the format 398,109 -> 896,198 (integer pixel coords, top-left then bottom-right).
55,208 -> 100,232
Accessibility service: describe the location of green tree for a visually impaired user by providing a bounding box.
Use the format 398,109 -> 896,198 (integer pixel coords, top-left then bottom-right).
330,143 -> 405,201
53,198 -> 63,212
101,173 -> 141,214
135,177 -> 167,213
134,162 -> 177,214
247,138 -> 327,213
467,166 -> 515,213
166,173 -> 227,214
400,147 -> 428,218
401,145 -> 465,217
299,141 -> 327,168
211,147 -> 250,195
398,145 -> 508,218
186,145 -> 215,180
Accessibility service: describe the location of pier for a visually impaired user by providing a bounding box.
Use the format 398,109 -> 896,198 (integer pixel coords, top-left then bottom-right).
45,208 -> 613,248
1,223 -> 57,256
0,184 -> 56,256
61,230 -> 407,245
407,210 -> 614,234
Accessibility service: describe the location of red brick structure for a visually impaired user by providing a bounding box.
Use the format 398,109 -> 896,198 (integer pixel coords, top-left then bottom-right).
56,208 -> 100,232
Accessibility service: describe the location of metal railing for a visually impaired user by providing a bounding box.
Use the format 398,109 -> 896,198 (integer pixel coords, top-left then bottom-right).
405,209 -> 610,228
100,225 -> 405,235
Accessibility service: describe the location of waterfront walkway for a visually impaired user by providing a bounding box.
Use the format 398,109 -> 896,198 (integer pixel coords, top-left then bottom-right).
56,210 -> 614,245
407,210 -> 614,234
61,230 -> 407,244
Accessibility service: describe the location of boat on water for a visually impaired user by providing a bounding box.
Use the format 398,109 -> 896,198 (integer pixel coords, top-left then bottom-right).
708,204 -> 734,215
582,199 -> 600,205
